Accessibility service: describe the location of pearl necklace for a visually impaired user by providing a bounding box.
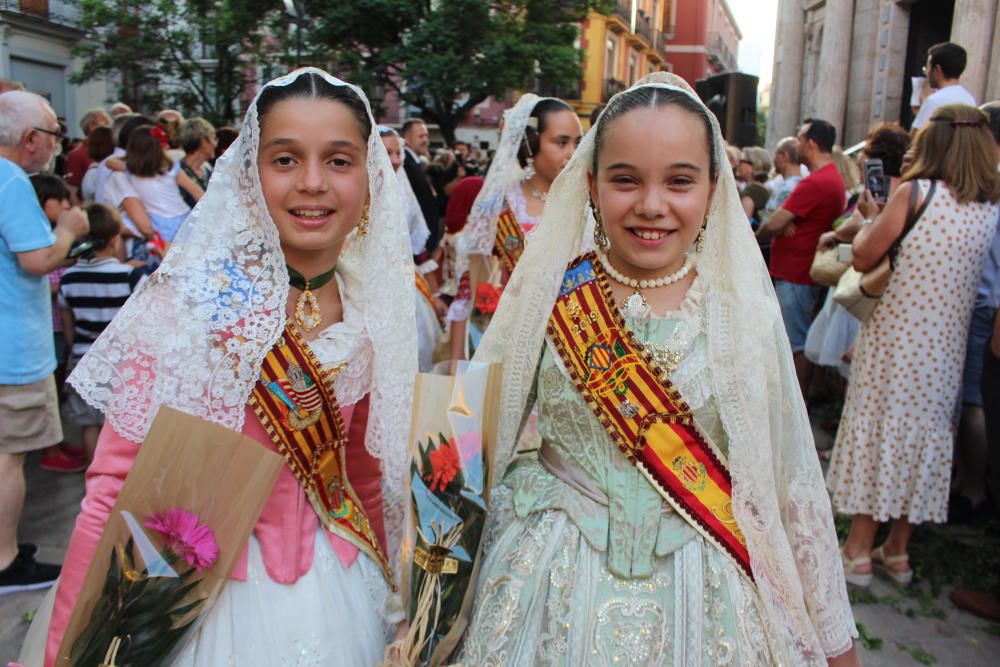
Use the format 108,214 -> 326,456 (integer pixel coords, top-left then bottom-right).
528,188 -> 548,203
596,250 -> 695,319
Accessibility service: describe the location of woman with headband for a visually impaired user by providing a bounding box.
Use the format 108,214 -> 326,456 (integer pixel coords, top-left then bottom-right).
830,104 -> 1000,590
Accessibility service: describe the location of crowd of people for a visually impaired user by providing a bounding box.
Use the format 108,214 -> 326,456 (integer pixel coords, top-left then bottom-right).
0,39 -> 996,667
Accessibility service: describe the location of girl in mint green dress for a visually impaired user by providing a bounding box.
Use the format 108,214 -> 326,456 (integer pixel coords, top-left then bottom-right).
461,73 -> 860,667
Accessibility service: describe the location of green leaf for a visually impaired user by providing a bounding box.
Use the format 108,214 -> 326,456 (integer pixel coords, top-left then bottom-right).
895,642 -> 936,665
856,622 -> 883,651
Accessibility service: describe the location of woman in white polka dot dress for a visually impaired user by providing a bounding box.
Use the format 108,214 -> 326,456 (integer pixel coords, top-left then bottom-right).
828,103 -> 1000,588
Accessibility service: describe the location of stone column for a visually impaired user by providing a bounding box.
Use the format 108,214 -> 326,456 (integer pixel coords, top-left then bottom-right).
844,0 -> 880,145
986,7 -> 1000,102
766,0 -> 806,148
812,0 -> 854,144
951,0 -> 999,102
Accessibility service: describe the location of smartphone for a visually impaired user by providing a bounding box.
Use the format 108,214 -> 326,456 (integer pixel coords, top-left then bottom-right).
837,243 -> 853,263
863,158 -> 887,203
67,237 -> 97,260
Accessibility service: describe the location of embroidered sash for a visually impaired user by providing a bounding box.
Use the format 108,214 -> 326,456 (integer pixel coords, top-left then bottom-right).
547,254 -> 753,580
415,271 -> 436,312
250,323 -> 393,585
492,207 -> 525,273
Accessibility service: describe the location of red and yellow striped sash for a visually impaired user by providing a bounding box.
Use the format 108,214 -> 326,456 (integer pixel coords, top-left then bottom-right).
415,271 -> 436,312
547,254 -> 753,580
492,207 -> 525,273
250,323 -> 393,585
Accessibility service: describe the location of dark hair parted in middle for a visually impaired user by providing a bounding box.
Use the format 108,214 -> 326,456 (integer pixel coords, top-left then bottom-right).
591,87 -> 718,181
517,98 -> 575,168
255,73 -> 372,142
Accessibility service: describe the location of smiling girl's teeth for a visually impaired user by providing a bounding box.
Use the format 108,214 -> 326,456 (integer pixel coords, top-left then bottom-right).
635,229 -> 667,240
292,209 -> 330,218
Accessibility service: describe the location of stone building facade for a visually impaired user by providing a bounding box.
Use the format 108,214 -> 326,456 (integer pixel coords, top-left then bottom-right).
767,0 -> 1000,148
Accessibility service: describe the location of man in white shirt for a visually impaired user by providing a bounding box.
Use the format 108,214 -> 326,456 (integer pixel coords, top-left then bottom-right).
912,42 -> 977,130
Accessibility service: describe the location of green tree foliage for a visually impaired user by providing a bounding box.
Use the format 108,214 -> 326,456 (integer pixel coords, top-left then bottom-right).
305,0 -> 604,144
71,0 -> 290,125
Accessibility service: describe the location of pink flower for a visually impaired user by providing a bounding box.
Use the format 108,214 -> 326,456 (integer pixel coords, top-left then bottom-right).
145,508 -> 219,573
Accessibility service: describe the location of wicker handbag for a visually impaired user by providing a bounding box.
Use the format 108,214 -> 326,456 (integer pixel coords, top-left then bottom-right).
834,180 -> 935,322
809,245 -> 850,286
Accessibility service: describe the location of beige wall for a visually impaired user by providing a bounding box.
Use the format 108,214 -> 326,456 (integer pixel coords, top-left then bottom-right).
769,0 -> 998,148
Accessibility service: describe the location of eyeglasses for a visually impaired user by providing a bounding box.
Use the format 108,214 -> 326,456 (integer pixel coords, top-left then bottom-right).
34,126 -> 64,141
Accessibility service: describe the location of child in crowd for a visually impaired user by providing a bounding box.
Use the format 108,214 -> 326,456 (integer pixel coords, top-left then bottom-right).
121,125 -> 203,242
28,174 -> 87,473
57,204 -> 149,460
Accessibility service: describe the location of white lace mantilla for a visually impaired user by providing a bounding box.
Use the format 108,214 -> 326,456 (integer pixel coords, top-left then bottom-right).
471,73 -> 857,664
68,68 -> 418,585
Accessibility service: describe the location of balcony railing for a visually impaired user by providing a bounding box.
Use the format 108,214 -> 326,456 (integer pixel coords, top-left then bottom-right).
613,0 -> 631,24
655,29 -> 669,54
603,77 -> 626,102
706,32 -> 737,72
635,12 -> 653,45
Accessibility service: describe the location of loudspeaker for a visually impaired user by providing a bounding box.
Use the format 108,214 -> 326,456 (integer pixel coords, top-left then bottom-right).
695,72 -> 759,147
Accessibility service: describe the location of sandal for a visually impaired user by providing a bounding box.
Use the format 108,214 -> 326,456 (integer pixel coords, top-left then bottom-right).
872,545 -> 913,587
841,546 -> 872,588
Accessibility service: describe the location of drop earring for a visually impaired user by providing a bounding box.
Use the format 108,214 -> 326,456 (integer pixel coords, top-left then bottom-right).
694,216 -> 707,255
357,204 -> 371,239
592,201 -> 609,250
522,157 -> 536,181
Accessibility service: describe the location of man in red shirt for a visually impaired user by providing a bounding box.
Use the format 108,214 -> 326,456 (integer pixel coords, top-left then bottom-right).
757,118 -> 846,397
63,108 -> 110,192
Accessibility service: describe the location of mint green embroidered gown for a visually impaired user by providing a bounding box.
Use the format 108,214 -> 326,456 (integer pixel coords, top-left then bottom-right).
460,284 -> 774,666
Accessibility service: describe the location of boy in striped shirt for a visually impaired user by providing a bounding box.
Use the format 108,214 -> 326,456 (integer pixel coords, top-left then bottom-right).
58,204 -> 148,460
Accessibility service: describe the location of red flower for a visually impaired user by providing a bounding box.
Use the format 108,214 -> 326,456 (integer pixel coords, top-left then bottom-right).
425,440 -> 462,492
475,283 -> 501,315
149,124 -> 171,148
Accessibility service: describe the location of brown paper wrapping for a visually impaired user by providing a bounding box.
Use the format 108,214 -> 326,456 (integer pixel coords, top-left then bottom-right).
56,406 -> 284,664
402,364 -> 502,666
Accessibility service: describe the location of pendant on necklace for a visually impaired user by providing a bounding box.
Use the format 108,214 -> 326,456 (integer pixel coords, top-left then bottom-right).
294,287 -> 322,332
623,289 -> 650,319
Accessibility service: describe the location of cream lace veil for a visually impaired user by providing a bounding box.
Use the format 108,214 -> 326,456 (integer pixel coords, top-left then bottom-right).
473,73 -> 856,663
455,93 -> 558,281
68,68 -> 417,499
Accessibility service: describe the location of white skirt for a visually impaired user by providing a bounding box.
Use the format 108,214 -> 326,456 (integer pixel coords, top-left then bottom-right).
804,291 -> 859,379
20,534 -> 392,667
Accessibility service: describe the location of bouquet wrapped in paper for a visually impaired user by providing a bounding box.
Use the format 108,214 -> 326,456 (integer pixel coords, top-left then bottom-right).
56,407 -> 284,666
395,362 -> 502,666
